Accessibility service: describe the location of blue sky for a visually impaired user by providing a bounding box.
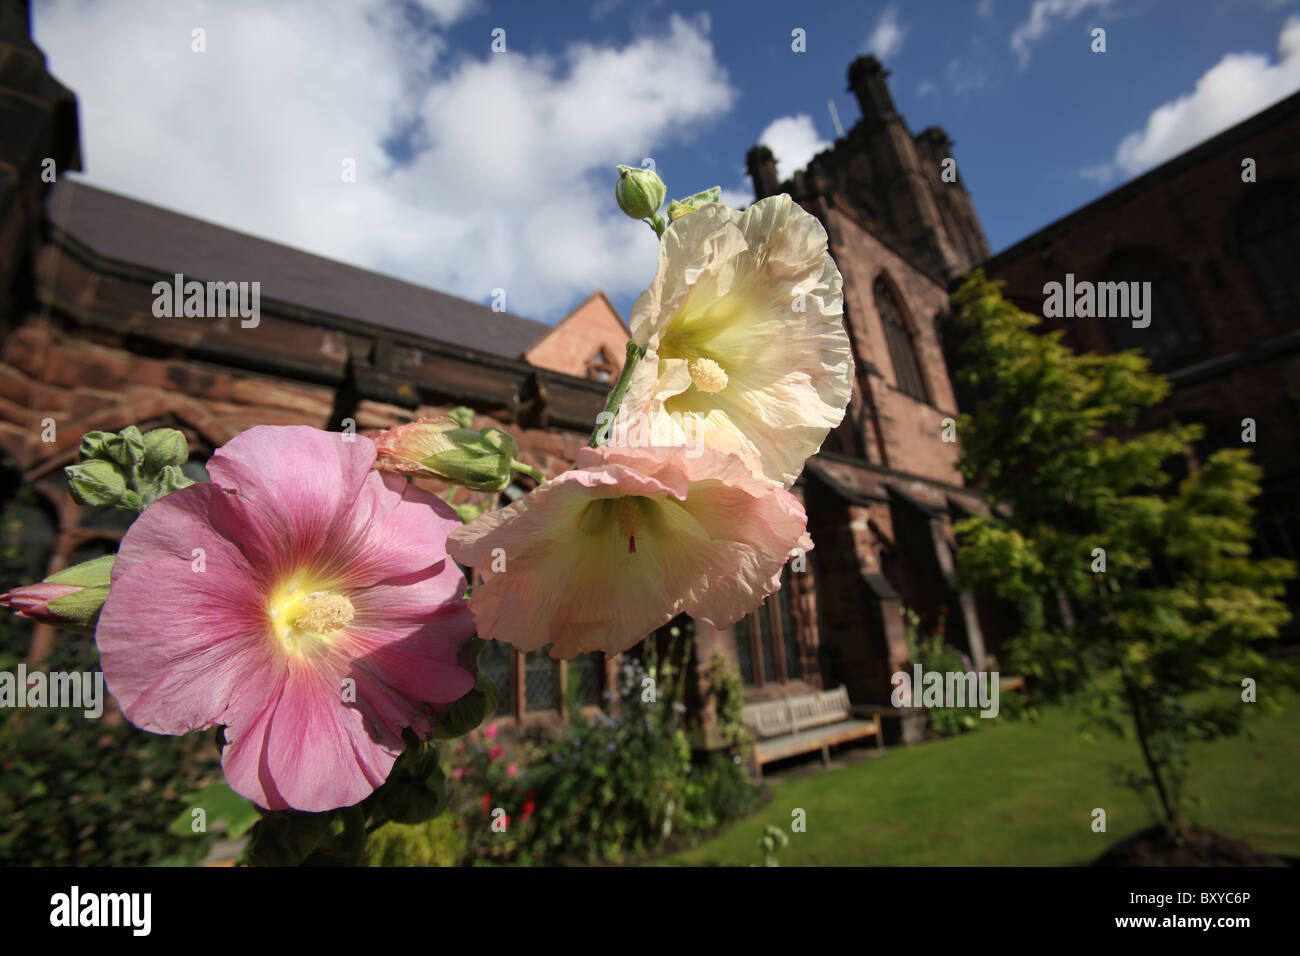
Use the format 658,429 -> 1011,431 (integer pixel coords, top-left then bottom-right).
35,0 -> 1300,325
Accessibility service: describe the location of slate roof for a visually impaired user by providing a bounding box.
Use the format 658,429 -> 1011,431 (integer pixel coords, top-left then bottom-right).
44,179 -> 553,359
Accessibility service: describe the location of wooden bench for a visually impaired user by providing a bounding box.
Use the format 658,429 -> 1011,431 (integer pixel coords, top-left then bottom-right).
742,685 -> 882,780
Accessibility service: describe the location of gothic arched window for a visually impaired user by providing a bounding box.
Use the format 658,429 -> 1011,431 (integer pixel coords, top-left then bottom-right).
874,275 -> 929,403
1238,185 -> 1300,317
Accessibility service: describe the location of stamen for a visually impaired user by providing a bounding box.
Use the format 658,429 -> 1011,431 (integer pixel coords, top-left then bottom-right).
292,591 -> 355,634
687,354 -> 728,393
613,497 -> 641,554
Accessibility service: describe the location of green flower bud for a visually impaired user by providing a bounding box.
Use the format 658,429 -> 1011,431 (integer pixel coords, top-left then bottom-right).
44,586 -> 110,627
141,464 -> 195,507
65,460 -> 128,508
615,165 -> 667,221
101,426 -> 145,469
666,186 -> 722,223
448,406 -> 476,429
421,427 -> 518,493
140,428 -> 190,477
46,554 -> 115,588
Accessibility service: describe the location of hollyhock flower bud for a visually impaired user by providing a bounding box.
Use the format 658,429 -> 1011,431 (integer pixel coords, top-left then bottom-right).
1,555 -> 114,627
372,418 -> 518,493
448,444 -> 812,658
665,186 -> 721,223
94,426 -> 477,812
615,165 -> 667,221
621,194 -> 853,487
1,582 -> 84,623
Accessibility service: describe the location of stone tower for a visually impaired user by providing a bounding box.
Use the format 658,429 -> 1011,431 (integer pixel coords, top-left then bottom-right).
0,0 -> 80,325
749,54 -> 989,281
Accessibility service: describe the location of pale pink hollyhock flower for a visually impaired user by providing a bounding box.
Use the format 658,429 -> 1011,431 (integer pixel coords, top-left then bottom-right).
621,194 -> 852,488
448,444 -> 811,658
95,426 -> 476,813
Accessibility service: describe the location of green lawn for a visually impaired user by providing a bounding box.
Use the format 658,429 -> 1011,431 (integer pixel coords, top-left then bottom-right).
658,691 -> 1300,866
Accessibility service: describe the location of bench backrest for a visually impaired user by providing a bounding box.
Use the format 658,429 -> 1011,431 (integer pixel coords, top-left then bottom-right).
791,686 -> 852,731
742,685 -> 853,738
742,698 -> 793,738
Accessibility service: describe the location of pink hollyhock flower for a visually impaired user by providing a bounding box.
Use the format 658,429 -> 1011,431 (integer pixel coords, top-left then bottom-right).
452,767 -> 464,780
448,444 -> 811,658
483,723 -> 498,739
507,763 -> 518,777
489,743 -> 504,761
95,426 -> 476,813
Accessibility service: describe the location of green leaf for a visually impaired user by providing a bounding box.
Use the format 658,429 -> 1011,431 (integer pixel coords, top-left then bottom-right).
432,673 -> 498,739
168,781 -> 261,839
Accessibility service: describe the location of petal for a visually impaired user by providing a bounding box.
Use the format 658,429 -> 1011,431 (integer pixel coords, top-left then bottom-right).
321,472 -> 465,588
262,659 -> 398,812
206,426 -> 376,559
96,554 -> 282,735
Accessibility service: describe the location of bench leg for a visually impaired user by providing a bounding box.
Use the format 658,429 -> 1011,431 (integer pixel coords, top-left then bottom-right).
874,714 -> 884,751
752,744 -> 762,783
820,743 -> 830,768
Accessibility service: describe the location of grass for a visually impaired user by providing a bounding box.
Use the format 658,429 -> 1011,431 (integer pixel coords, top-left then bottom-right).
656,690 -> 1300,866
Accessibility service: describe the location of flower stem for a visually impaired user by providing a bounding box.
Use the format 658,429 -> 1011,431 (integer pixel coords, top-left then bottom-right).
589,341 -> 648,447
646,214 -> 666,239
510,460 -> 546,484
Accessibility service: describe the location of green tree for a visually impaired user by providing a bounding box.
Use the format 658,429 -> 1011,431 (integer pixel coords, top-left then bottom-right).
949,271 -> 1294,828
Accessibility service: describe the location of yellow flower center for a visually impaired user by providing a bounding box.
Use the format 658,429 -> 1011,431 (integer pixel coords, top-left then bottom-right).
687,354 -> 729,393
268,577 -> 355,655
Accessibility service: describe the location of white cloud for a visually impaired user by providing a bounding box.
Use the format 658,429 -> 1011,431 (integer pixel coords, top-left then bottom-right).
865,5 -> 906,62
1082,15 -> 1300,184
32,1 -> 735,321
1010,0 -> 1115,69
917,79 -> 939,97
718,185 -> 754,209
977,0 -> 996,20
757,114 -> 831,183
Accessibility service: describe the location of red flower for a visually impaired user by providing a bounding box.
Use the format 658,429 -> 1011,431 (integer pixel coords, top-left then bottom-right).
481,792 -> 492,814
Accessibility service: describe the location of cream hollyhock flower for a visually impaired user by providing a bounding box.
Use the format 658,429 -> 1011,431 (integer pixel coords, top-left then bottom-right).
446,444 -> 812,659
620,194 -> 853,488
